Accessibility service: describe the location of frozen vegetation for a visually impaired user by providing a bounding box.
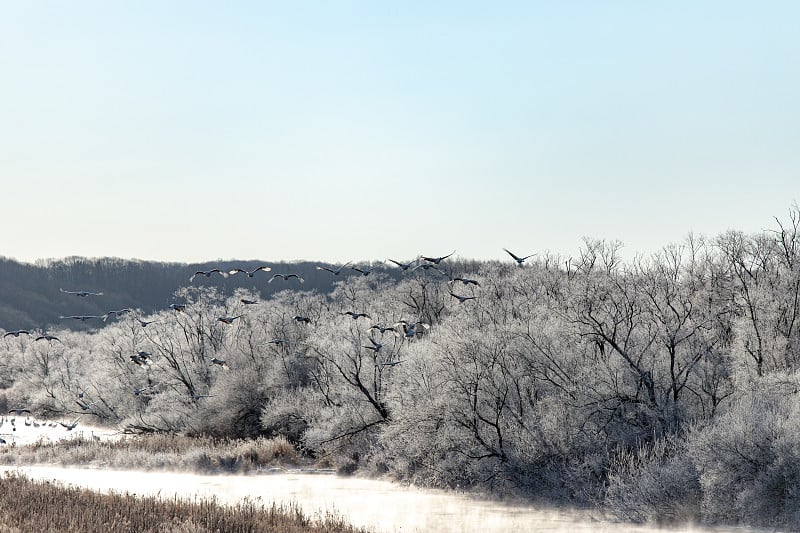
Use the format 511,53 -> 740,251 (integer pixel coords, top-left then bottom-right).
0,470 -> 369,533
2,465 -> 757,533
1,206 -> 800,531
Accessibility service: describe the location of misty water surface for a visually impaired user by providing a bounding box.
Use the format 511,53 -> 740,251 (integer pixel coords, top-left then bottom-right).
1,465 -> 755,533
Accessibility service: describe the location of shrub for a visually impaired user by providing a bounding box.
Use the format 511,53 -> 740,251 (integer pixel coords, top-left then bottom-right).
605,435 -> 700,524
688,378 -> 800,529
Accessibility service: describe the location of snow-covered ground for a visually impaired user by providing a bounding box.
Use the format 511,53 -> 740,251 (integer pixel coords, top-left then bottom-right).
0,414 -> 119,446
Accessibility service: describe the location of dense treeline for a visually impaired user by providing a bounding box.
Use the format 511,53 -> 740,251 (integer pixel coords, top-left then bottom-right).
0,256 -> 390,330
2,207 -> 800,529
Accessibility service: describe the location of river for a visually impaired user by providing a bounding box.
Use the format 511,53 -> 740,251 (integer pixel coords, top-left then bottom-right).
0,464 -> 753,533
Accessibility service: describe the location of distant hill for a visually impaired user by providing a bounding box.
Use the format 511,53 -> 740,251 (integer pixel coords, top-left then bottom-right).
0,256 -> 393,331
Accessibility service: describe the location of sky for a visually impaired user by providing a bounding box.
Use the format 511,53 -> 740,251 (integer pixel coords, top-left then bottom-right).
1,2 -> 797,265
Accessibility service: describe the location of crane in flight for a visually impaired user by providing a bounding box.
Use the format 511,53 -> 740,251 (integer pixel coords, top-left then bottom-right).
60,417 -> 81,430
316,262 -> 351,275
60,315 -> 102,322
269,273 -> 304,283
217,315 -> 244,324
35,334 -> 61,343
449,276 -> 480,287
350,266 -> 372,276
189,269 -> 228,282
343,311 -> 371,320
449,291 -> 477,303
60,288 -> 104,297
503,248 -> 535,266
228,265 -> 272,277
421,251 -> 455,264
210,357 -> 229,369
3,330 -> 30,338
386,258 -> 418,270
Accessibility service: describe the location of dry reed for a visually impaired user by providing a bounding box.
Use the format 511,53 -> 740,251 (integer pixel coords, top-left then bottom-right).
0,434 -> 302,473
0,472 -> 370,533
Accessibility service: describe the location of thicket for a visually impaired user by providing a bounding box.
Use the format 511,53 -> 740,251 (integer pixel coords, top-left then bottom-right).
2,207 -> 800,530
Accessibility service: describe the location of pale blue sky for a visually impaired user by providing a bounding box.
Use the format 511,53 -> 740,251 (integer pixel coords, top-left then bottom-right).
1,2 -> 797,264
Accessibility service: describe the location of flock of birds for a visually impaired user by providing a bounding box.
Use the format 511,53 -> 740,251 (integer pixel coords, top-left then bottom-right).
0,412 -> 94,445
1,249 -> 535,434
0,406 -> 85,444
189,266 -> 305,284
3,330 -> 62,341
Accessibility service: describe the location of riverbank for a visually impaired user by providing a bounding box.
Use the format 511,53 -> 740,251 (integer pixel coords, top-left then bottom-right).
2,464 -> 760,533
0,426 -> 771,533
0,426 -> 305,473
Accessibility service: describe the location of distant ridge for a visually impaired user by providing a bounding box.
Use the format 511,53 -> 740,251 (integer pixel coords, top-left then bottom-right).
0,256 -> 402,331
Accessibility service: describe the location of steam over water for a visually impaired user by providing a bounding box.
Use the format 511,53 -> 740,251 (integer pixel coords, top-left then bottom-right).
1,465 -> 748,533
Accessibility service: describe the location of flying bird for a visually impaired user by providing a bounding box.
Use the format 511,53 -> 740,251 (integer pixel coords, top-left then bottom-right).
191,393 -> 213,400
217,315 -> 244,324
363,336 -> 384,353
103,308 -> 133,321
136,318 -> 159,327
210,357 -> 229,369
264,338 -> 290,346
170,304 -> 187,313
34,334 -> 61,343
189,269 -> 228,282
228,266 -> 272,277
316,262 -> 351,275
410,263 -> 447,275
293,315 -> 312,325
449,291 -> 477,303
3,330 -> 31,338
8,408 -> 30,415
75,399 -> 97,411
421,251 -> 455,264
240,299 -> 258,305
343,311 -> 371,320
449,276 -> 480,287
60,315 -> 102,322
60,288 -> 104,297
386,258 -> 417,270
130,354 -> 150,366
350,266 -> 372,276
394,320 -> 430,338
60,417 -> 81,430
503,248 -> 535,266
268,273 -> 304,283
368,324 -> 399,336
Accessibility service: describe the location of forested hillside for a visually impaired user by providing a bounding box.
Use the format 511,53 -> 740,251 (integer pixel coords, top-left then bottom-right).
2,207 -> 800,529
0,256 -> 391,330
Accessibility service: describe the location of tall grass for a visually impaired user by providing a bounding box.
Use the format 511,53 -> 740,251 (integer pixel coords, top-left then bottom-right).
0,434 -> 301,473
0,472 -> 370,533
